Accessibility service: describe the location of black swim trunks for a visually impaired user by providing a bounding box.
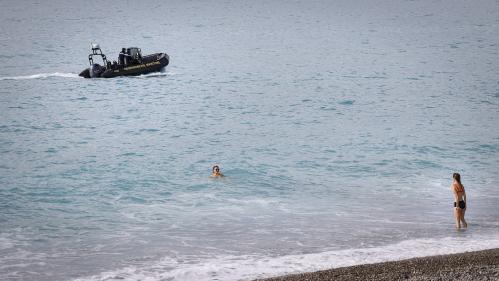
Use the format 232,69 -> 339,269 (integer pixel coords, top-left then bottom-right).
454,200 -> 466,209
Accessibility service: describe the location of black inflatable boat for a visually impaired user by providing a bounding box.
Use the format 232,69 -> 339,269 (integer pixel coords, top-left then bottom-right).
79,44 -> 169,78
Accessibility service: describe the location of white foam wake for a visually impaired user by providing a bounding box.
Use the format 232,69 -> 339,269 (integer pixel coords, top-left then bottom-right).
74,233 -> 499,281
131,71 -> 176,78
0,72 -> 80,81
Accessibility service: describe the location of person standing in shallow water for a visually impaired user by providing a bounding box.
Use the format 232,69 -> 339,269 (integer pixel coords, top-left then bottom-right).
451,173 -> 467,229
211,165 -> 224,178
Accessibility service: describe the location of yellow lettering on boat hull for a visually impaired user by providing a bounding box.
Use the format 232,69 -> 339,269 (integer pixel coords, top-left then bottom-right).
113,61 -> 162,72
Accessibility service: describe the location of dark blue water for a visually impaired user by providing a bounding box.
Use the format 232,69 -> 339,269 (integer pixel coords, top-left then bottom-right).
1,1 -> 499,280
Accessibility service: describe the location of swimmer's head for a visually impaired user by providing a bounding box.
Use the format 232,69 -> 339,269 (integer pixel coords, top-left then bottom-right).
212,165 -> 220,173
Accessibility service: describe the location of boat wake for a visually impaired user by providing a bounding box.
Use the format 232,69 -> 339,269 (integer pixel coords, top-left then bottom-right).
0,71 -> 175,81
0,72 -> 81,81
131,70 -> 175,79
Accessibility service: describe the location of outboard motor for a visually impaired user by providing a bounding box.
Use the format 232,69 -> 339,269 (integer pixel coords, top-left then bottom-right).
89,63 -> 106,78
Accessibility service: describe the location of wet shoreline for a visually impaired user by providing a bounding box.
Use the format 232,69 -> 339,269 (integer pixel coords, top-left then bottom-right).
258,248 -> 499,281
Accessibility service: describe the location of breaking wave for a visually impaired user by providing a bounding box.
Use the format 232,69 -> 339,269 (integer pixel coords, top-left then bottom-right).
74,233 -> 499,281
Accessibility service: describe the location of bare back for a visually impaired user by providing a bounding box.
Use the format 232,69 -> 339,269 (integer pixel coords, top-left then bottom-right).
452,182 -> 465,201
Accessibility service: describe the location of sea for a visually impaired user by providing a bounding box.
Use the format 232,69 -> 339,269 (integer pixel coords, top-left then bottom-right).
1,0 -> 499,280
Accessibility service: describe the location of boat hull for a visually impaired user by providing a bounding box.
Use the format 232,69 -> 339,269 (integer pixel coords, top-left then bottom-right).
79,53 -> 169,78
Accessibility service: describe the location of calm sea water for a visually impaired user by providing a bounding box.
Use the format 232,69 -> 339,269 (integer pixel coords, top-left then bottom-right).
1,0 -> 499,280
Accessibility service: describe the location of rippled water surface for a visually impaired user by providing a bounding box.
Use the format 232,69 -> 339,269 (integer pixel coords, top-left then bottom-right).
1,1 -> 499,280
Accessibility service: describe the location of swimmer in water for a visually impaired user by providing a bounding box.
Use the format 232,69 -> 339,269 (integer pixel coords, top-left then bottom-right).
211,165 -> 224,178
451,173 -> 467,229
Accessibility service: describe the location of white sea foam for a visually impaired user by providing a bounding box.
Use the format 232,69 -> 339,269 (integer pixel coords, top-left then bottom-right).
131,71 -> 175,78
0,72 -> 81,81
74,233 -> 499,281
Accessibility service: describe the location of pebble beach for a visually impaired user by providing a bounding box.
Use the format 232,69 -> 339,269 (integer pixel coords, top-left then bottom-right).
260,248 -> 499,281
